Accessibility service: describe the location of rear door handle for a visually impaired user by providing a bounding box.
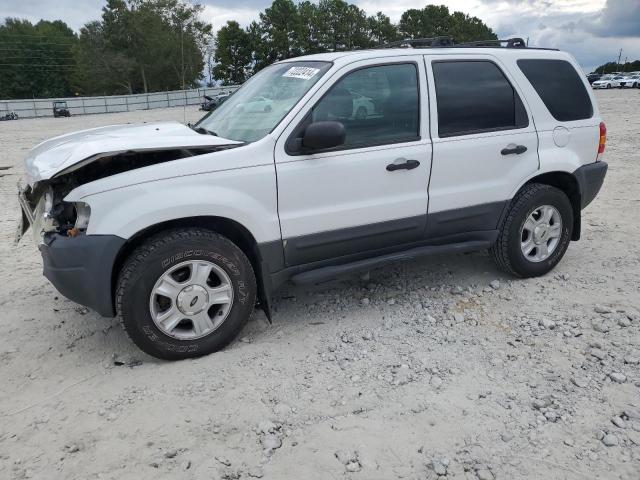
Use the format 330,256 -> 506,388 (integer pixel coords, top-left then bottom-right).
501,144 -> 527,155
386,158 -> 420,172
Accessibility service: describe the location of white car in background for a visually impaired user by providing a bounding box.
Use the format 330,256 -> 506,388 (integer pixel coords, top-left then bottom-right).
592,75 -> 624,89
237,96 -> 274,113
620,74 -> 640,88
349,90 -> 376,119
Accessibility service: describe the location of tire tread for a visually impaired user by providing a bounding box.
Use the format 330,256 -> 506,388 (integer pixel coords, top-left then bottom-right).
115,228 -> 255,358
490,183 -> 559,277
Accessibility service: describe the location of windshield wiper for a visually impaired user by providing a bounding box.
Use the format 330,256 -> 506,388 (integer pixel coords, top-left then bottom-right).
190,124 -> 218,136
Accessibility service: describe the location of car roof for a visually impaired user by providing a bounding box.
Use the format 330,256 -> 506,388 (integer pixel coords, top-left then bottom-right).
277,46 -> 572,67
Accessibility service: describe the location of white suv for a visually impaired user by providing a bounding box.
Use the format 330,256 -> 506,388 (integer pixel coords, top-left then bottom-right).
18,38 -> 608,360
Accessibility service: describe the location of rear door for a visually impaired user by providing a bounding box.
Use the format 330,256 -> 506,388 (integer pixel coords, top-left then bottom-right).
424,55 -> 539,239
274,57 -> 432,266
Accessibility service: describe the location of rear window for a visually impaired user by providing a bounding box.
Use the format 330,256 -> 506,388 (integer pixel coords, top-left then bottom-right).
517,59 -> 593,122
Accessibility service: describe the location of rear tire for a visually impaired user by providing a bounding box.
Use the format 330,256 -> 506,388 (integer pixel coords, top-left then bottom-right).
116,228 -> 256,360
490,184 -> 573,278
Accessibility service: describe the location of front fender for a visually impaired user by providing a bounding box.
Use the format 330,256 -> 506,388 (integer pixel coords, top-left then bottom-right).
71,165 -> 280,244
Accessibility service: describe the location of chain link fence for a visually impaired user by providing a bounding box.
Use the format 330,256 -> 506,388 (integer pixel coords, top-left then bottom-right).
0,86 -> 240,119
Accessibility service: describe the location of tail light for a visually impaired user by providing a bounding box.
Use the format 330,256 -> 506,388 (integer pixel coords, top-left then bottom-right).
597,121 -> 606,161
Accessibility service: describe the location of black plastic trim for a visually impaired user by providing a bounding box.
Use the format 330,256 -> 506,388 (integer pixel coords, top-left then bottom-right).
283,215 -> 426,266
267,229 -> 498,290
291,239 -> 492,285
573,161 -> 607,209
426,201 -> 508,238
40,233 -> 126,317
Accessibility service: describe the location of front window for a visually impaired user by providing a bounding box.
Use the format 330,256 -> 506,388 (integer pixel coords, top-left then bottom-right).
310,63 -> 420,149
196,61 -> 331,143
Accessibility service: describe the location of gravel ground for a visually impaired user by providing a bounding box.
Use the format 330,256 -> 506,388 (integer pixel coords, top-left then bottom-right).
0,90 -> 639,480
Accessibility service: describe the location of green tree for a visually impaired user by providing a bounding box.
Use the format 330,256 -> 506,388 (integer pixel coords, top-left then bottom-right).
398,5 -> 496,42
315,0 -> 370,51
297,1 -> 323,54
0,18 -> 77,99
213,21 -> 252,85
592,60 -> 640,74
96,0 -> 210,93
368,12 -> 398,46
70,0 -> 211,95
252,0 -> 303,70
73,20 -> 137,95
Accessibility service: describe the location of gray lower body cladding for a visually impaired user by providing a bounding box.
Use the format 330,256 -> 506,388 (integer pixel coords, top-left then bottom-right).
40,233 -> 125,317
573,161 -> 607,209
40,163 -> 607,317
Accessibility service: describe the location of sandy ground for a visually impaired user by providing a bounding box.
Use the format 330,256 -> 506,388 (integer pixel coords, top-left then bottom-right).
0,91 -> 639,480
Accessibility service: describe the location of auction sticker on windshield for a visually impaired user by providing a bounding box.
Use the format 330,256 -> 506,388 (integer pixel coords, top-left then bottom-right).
282,66 -> 320,80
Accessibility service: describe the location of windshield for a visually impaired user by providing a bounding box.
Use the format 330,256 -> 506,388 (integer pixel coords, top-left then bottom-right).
196,61 -> 332,143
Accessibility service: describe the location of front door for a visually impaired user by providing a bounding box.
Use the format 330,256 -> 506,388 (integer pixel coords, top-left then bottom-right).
424,55 -> 540,238
275,58 -> 432,266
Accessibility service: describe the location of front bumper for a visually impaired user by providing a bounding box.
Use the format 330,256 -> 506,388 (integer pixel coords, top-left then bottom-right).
40,233 -> 126,317
574,161 -> 608,209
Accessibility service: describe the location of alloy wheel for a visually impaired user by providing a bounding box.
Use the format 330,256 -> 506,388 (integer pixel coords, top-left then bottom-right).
149,260 -> 234,340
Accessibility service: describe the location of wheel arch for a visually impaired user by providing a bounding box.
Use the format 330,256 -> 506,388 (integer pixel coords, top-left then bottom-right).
111,216 -> 278,320
522,171 -> 581,240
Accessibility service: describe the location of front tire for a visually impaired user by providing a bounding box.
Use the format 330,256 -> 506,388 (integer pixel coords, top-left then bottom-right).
490,184 -> 573,278
116,228 -> 256,360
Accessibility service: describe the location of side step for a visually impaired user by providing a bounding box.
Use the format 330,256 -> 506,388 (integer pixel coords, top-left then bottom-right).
290,240 -> 490,285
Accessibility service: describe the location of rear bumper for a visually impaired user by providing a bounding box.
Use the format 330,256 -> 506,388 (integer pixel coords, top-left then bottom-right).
39,233 -> 125,317
573,161 -> 608,209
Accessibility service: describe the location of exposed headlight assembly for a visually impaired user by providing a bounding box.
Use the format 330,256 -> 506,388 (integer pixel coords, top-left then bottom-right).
73,202 -> 91,231
32,187 -> 58,244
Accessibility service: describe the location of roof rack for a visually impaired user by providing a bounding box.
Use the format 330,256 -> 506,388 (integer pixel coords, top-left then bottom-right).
457,38 -> 527,48
380,36 -> 455,49
378,36 -> 528,49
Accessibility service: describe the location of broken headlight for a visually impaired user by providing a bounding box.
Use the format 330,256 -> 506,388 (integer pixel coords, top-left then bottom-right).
73,202 -> 91,231
31,187 -> 58,244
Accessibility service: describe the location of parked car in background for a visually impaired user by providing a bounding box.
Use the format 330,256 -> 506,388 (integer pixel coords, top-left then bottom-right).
53,101 -> 71,117
620,74 -> 640,88
236,96 -> 274,113
200,92 -> 231,111
349,90 -> 376,119
587,73 -> 602,84
592,75 -> 623,89
0,111 -> 18,121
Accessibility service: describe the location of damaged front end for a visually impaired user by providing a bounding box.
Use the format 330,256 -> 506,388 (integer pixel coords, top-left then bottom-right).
17,181 -> 89,245
17,145 -> 236,245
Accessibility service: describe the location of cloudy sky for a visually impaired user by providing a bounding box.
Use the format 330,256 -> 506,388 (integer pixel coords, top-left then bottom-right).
3,0 -> 639,72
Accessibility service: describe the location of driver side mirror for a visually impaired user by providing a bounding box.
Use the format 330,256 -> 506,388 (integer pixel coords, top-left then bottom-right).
302,121 -> 346,151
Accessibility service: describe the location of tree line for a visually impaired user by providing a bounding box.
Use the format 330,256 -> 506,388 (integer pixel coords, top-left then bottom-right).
591,60 -> 640,75
0,0 -> 497,99
213,1 -> 497,84
0,0 -> 211,99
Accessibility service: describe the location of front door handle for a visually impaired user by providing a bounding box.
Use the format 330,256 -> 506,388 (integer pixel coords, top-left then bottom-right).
386,158 -> 420,172
501,144 -> 528,155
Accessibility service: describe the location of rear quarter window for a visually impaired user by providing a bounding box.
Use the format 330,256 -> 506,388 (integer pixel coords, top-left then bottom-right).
517,59 -> 593,121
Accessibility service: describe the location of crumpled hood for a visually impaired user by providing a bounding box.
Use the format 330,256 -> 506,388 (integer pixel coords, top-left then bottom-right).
24,121 -> 240,184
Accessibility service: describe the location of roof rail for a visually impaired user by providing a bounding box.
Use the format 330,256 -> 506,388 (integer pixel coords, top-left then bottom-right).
379,36 -> 454,49
378,36 -> 528,49
455,38 -> 527,48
